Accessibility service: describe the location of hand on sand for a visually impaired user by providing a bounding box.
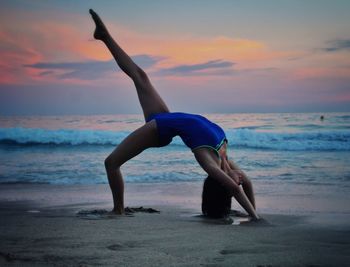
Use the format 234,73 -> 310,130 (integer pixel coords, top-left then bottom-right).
89,9 -> 109,40
244,217 -> 271,226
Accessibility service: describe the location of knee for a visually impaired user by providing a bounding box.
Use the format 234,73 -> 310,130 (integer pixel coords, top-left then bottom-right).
135,67 -> 149,84
137,67 -> 147,78
104,155 -> 120,171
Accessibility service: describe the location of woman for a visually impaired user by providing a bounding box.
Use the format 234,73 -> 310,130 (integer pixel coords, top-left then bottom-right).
89,9 -> 259,220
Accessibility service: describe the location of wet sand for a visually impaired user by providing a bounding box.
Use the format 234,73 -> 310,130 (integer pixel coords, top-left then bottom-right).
0,184 -> 349,266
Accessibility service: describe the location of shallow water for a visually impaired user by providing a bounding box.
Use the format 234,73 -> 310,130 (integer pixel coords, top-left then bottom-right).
0,113 -> 349,215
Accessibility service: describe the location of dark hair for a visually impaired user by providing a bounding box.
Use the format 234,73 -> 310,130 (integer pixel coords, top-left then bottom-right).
202,176 -> 232,218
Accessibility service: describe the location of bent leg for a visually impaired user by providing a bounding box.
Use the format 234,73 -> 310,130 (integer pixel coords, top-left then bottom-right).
104,121 -> 160,213
90,9 -> 169,121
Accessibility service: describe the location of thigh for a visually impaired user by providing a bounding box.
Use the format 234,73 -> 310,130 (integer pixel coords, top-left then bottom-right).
133,69 -> 170,121
107,120 -> 160,167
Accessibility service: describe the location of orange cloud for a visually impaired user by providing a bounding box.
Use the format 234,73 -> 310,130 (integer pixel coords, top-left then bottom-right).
0,8 -> 307,85
108,29 -> 301,70
0,8 -> 112,85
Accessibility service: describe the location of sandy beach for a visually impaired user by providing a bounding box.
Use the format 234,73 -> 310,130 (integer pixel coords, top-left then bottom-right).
0,184 -> 349,267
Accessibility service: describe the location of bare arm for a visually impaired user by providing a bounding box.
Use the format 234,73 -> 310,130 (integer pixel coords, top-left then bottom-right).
194,149 -> 259,219
228,160 -> 256,209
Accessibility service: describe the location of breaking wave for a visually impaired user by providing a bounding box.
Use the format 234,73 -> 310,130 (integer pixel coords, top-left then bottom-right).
1,127 -> 349,151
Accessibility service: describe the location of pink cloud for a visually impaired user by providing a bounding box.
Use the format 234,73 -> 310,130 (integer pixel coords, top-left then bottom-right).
292,67 -> 350,80
1,5 -> 304,85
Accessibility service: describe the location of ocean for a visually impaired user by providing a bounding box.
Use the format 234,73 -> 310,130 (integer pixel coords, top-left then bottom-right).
1,113 -> 350,216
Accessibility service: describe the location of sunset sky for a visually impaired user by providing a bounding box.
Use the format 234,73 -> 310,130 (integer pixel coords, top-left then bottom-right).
1,0 -> 350,115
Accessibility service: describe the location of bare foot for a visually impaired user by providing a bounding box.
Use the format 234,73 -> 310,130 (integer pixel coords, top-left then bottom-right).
107,210 -> 122,216
89,9 -> 109,40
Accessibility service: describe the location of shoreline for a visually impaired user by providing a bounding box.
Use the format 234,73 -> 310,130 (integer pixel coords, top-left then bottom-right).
0,182 -> 349,223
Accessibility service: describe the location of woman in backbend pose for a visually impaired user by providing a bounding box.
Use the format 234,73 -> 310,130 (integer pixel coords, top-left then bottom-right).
89,9 -> 259,220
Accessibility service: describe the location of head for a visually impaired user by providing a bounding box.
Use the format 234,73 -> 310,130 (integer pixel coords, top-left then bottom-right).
202,176 -> 232,218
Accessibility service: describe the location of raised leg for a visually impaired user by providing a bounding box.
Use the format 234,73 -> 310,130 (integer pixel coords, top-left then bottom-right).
104,121 -> 160,214
89,9 -> 169,121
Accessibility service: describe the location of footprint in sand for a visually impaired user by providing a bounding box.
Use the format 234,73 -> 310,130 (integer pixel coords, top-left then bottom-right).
76,207 -> 159,220
107,241 -> 140,251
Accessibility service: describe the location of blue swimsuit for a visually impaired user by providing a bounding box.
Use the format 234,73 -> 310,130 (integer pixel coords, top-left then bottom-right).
147,112 -> 227,156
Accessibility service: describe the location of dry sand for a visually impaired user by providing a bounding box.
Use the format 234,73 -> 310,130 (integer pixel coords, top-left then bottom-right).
0,184 -> 349,267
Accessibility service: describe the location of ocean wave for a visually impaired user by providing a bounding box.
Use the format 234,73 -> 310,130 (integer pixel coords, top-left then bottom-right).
0,127 -> 129,146
284,124 -> 323,129
336,115 -> 350,119
0,127 -> 349,151
227,129 -> 350,151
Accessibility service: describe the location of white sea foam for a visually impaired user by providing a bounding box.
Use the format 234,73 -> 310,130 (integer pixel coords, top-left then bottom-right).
0,127 -> 129,146
227,128 -> 350,151
0,127 -> 349,151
